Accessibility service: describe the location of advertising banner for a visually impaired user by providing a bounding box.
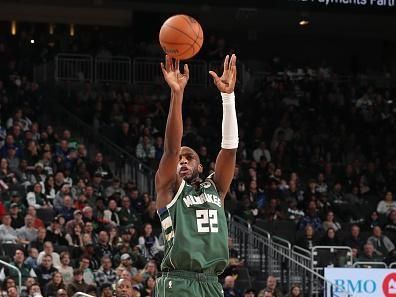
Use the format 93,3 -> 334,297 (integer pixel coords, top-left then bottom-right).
324,268 -> 396,297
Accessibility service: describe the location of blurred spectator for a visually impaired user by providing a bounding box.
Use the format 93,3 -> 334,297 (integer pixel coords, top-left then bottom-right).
286,285 -> 302,297
37,242 -> 61,268
357,242 -> 383,262
0,214 -> 20,243
138,223 -> 164,261
244,288 -> 257,297
0,249 -> 36,283
66,268 -> 89,297
298,201 -> 322,232
94,256 -> 117,288
223,275 -> 242,297
56,252 -> 73,286
322,211 -> 341,232
295,225 -> 318,250
34,254 -> 58,288
377,191 -> 396,215
17,214 -> 38,244
344,224 -> 365,251
264,275 -> 284,297
367,226 -> 395,257
44,272 -> 66,297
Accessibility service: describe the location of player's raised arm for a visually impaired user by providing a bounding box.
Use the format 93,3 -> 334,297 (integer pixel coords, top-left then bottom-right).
155,56 -> 189,210
209,54 -> 238,201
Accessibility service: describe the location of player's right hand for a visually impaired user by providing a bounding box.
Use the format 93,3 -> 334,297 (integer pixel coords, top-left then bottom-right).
161,55 -> 189,94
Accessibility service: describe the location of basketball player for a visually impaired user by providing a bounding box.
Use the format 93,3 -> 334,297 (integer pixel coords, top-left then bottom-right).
155,53 -> 238,297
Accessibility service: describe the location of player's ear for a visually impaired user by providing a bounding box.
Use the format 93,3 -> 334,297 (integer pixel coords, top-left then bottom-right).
198,164 -> 203,174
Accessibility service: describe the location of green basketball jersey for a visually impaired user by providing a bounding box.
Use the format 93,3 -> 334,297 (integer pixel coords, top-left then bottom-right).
157,174 -> 229,275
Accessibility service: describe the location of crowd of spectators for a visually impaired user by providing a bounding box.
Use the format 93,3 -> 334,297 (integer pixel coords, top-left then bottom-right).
2,22 -> 396,297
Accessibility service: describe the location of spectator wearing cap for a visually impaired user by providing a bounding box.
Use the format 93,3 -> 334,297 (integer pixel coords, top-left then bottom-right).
0,214 -> 20,243
104,177 -> 125,199
37,242 -> 61,268
117,254 -> 138,278
5,191 -> 26,215
66,268 -> 89,297
89,152 -> 113,180
117,196 -> 140,228
79,256 -> 95,286
65,209 -> 85,234
94,256 -> 117,288
100,283 -> 113,297
91,172 -> 105,198
27,183 -> 49,209
6,144 -> 19,171
34,254 -> 58,289
46,217 -> 68,246
9,201 -> 24,228
31,162 -> 47,184
17,214 -> 38,244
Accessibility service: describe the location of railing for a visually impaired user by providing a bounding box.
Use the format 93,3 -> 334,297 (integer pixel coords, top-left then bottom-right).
95,56 -> 131,83
73,293 -> 94,297
390,262 -> 396,269
352,261 -> 388,268
133,57 -> 208,86
55,54 -> 130,84
49,101 -> 155,196
55,54 -> 93,82
229,217 -> 354,297
0,260 -> 22,292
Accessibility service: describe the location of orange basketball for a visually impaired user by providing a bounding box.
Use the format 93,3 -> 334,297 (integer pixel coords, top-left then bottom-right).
159,14 -> 204,60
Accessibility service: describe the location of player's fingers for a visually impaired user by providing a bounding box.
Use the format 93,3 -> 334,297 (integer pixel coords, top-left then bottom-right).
184,64 -> 189,78
166,55 -> 172,71
223,55 -> 230,71
209,71 -> 221,86
230,54 -> 237,67
175,59 -> 180,72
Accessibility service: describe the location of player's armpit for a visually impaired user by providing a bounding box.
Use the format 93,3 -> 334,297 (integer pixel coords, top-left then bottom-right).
155,152 -> 180,209
213,148 -> 237,201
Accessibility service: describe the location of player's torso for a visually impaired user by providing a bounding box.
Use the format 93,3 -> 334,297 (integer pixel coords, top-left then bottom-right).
158,177 -> 229,275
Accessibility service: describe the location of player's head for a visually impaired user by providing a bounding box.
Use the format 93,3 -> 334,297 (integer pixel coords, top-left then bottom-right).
177,146 -> 203,182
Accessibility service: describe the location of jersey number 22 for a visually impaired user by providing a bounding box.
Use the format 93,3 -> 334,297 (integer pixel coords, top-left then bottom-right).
196,209 -> 218,233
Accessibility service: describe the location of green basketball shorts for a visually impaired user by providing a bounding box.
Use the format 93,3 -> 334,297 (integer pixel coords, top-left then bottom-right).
155,270 -> 224,297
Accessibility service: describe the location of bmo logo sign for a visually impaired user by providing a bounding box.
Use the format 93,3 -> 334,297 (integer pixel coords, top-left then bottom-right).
325,268 -> 396,297
383,273 -> 396,297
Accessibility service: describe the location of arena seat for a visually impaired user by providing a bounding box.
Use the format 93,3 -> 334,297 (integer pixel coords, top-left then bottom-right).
36,207 -> 56,226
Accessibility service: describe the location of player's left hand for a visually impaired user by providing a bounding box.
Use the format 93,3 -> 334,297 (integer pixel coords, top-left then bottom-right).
209,54 -> 237,94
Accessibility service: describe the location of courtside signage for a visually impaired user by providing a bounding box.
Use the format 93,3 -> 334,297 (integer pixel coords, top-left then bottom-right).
324,268 -> 396,297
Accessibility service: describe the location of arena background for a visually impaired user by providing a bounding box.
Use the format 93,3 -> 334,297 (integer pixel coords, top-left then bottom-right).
0,0 -> 396,297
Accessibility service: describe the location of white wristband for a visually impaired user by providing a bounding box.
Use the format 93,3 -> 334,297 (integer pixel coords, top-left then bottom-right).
221,92 -> 239,149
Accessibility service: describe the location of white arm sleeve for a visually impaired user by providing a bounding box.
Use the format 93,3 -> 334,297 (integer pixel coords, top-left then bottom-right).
221,92 -> 239,149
